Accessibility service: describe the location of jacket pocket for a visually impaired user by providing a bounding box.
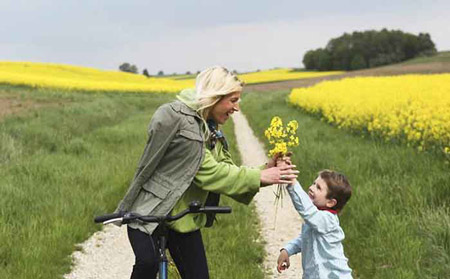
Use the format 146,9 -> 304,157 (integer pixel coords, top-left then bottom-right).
130,172 -> 172,215
141,171 -> 172,199
178,129 -> 203,142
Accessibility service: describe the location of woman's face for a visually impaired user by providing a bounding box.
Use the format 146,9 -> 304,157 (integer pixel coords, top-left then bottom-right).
208,91 -> 241,124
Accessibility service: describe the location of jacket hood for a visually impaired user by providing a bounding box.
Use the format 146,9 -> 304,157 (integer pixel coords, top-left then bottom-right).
176,88 -> 199,110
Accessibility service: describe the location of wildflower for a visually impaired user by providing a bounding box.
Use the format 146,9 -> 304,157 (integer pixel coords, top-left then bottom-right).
264,117 -> 299,157
264,116 -> 301,221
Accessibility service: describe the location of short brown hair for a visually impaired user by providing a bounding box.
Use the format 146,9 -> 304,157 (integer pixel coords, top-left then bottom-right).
319,170 -> 352,212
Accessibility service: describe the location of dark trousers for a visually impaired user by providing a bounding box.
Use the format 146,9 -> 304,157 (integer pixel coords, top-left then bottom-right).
127,226 -> 209,279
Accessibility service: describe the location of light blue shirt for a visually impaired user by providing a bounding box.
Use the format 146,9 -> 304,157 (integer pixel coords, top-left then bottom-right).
283,181 -> 353,279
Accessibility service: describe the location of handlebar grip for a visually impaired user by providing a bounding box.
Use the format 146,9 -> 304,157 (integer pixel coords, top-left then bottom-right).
94,212 -> 124,223
201,206 -> 232,214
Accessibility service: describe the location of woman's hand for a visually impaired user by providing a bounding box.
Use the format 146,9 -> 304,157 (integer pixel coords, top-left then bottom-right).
277,249 -> 290,273
260,164 -> 298,186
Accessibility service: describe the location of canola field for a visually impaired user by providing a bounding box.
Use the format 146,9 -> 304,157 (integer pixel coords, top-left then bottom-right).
0,62 -> 193,93
0,62 -> 342,93
289,74 -> 450,154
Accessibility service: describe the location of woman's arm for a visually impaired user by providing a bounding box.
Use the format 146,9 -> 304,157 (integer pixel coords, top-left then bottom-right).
116,104 -> 181,212
194,148 -> 298,203
134,105 -> 181,177
193,148 -> 260,204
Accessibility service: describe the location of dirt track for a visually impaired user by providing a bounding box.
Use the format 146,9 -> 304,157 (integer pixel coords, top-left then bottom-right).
0,98 -> 40,119
0,96 -> 65,121
246,61 -> 450,92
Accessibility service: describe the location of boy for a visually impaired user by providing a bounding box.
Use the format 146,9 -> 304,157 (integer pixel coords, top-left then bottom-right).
277,170 -> 353,279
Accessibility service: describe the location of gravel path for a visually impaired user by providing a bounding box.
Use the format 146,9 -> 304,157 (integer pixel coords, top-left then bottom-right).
63,111 -> 303,279
232,112 -> 303,278
63,225 -> 133,279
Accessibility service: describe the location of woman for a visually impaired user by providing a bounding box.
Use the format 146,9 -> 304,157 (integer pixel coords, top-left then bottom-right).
116,66 -> 298,279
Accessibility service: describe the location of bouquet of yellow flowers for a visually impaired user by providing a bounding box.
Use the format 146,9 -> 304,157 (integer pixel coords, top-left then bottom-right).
264,116 -> 300,209
265,116 -> 299,157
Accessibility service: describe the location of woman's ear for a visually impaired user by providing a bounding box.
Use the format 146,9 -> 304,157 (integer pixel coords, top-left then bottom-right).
326,198 -> 337,209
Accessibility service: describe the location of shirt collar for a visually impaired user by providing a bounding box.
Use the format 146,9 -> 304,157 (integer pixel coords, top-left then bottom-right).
318,207 -> 338,214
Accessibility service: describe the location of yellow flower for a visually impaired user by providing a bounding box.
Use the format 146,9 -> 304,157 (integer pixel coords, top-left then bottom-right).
265,116 -> 300,156
288,74 -> 450,154
287,120 -> 299,133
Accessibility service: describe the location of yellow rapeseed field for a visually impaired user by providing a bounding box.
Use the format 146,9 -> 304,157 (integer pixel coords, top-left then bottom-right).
0,62 -> 194,93
0,62 -> 343,93
289,74 -> 450,153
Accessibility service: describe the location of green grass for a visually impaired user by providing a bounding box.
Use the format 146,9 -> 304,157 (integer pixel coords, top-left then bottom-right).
401,50 -> 450,64
241,90 -> 450,279
0,86 -> 263,279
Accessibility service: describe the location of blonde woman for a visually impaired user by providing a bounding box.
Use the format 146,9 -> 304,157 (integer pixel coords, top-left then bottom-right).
116,66 -> 298,279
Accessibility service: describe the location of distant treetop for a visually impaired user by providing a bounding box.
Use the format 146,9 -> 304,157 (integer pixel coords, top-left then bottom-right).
119,62 -> 139,74
303,29 -> 437,71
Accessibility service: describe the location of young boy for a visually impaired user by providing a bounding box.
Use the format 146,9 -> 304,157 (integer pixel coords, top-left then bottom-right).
277,169 -> 353,279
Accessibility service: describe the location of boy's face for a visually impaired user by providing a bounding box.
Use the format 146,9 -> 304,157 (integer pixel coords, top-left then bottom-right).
308,176 -> 337,209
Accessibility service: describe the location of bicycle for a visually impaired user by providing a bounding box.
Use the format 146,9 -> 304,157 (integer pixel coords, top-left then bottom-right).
94,201 -> 232,279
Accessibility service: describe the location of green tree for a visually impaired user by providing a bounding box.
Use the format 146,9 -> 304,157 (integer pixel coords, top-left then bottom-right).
417,33 -> 437,56
316,49 -> 332,70
119,62 -> 138,74
129,65 -> 138,74
303,50 -> 318,70
350,54 -> 367,70
303,29 -> 437,71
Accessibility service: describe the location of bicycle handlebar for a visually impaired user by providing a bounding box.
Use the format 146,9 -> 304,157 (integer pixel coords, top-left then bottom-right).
94,212 -> 124,223
94,201 -> 232,225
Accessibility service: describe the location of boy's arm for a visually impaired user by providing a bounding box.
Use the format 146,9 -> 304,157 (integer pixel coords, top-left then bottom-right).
287,181 -> 338,234
283,232 -> 302,256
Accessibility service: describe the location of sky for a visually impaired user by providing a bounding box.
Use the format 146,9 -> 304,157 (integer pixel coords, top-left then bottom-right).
1,0 -> 449,75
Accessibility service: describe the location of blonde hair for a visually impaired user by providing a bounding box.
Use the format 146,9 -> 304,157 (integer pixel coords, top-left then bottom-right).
195,66 -> 244,120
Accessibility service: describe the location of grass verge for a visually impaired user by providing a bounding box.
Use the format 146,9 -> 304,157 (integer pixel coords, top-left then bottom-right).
241,90 -> 450,279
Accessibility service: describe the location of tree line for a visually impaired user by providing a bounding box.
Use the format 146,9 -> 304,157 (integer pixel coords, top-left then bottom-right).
118,62 -> 200,78
303,28 -> 437,71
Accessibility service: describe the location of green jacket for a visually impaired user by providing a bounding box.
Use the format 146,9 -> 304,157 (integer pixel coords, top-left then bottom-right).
116,91 -> 261,234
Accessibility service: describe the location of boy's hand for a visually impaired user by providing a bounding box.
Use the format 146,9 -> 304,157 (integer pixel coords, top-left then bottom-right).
276,159 -> 297,185
277,249 -> 290,273
266,152 -> 293,168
